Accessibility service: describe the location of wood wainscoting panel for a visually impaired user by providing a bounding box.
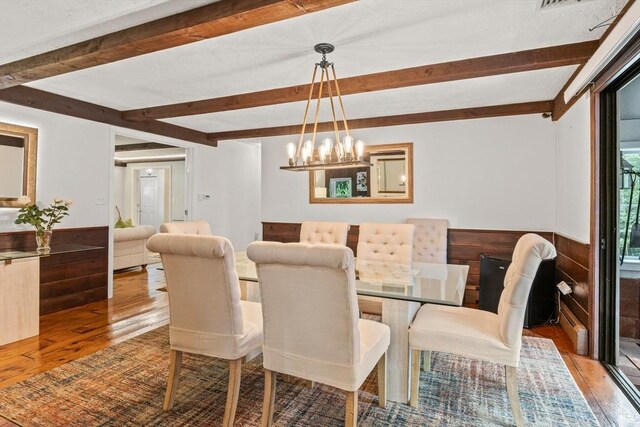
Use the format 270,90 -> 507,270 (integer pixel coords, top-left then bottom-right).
0,226 -> 109,315
262,222 -> 553,307
554,234 -> 590,329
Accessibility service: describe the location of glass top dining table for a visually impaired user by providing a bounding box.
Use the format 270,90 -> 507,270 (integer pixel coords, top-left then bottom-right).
235,252 -> 469,307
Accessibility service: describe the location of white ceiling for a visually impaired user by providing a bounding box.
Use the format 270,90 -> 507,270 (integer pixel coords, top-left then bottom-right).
0,0 -> 630,137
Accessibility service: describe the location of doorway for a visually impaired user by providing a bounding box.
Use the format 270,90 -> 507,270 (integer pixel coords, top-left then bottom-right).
599,59 -> 640,408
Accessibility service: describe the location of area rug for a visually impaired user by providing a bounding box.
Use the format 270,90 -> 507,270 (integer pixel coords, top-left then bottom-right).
0,327 -> 598,426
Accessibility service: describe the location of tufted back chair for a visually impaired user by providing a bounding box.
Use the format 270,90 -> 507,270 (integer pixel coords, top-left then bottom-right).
356,223 -> 415,269
300,221 -> 350,245
407,218 -> 448,263
160,221 -> 211,235
498,233 -> 557,347
147,233 -> 263,423
146,234 -> 248,357
247,242 -> 361,372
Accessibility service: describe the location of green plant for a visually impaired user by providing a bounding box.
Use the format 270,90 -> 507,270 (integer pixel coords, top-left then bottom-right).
14,197 -> 72,233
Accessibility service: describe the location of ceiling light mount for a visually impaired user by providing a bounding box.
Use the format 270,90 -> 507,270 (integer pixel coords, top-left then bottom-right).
281,43 -> 371,172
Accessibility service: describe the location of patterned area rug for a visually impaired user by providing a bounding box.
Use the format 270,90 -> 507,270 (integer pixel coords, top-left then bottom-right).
0,326 -> 598,426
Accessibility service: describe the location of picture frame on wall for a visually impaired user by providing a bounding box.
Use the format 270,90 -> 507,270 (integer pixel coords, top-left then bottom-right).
329,177 -> 352,198
356,171 -> 368,196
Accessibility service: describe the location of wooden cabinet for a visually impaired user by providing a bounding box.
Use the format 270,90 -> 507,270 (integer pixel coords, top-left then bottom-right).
0,257 -> 39,346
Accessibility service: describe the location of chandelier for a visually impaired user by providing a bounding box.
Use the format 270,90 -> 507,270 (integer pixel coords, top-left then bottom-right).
280,43 -> 372,171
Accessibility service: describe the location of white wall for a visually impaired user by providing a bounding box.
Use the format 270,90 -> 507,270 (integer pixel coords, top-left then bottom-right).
0,102 -> 111,232
555,92 -> 591,243
192,141 -> 262,249
261,114 -> 557,231
113,166 -> 126,219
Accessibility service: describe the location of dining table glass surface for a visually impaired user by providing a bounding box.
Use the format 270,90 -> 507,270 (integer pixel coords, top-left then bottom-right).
235,251 -> 469,306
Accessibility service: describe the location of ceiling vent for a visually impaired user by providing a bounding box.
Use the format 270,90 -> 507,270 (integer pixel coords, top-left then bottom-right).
539,0 -> 595,11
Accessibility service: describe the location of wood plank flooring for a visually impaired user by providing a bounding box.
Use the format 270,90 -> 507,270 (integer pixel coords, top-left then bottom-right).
0,264 -> 638,425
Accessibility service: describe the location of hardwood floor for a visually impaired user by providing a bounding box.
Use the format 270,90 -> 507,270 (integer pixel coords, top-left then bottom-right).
0,264 -> 638,425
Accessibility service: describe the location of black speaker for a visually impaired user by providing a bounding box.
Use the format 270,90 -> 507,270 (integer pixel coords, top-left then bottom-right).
478,255 -> 556,328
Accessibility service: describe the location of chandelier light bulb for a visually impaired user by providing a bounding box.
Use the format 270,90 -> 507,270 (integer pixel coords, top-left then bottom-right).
355,140 -> 365,159
343,135 -> 353,154
287,142 -> 296,165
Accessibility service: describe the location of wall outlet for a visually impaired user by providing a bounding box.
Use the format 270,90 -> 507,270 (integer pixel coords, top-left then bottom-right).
557,281 -> 572,295
95,194 -> 106,205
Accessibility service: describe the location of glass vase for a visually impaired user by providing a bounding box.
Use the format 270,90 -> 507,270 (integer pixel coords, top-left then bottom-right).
36,230 -> 52,254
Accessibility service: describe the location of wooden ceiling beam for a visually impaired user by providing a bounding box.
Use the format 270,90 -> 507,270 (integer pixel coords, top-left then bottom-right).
123,41 -> 596,121
551,0 -> 636,121
115,142 -> 175,152
206,100 -> 554,142
0,0 -> 355,89
0,86 -> 216,146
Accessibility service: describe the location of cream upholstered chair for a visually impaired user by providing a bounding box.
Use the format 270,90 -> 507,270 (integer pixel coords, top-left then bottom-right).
146,234 -> 262,427
247,241 -> 390,427
299,221 -> 350,245
356,223 -> 415,315
408,234 -> 556,426
160,220 -> 211,235
407,218 -> 448,263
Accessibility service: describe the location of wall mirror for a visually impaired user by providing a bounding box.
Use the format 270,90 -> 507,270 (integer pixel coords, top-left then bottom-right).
0,122 -> 38,207
309,142 -> 413,204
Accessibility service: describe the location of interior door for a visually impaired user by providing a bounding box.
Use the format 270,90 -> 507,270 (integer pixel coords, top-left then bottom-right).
139,174 -> 160,230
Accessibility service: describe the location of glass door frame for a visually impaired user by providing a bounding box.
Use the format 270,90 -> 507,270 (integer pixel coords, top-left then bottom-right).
598,53 -> 640,411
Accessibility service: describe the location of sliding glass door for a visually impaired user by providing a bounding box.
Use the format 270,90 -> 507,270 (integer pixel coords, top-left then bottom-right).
600,61 -> 640,409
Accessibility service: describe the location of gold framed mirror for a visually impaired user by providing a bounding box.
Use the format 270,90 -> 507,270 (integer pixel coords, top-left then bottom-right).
0,122 -> 38,208
309,142 -> 413,204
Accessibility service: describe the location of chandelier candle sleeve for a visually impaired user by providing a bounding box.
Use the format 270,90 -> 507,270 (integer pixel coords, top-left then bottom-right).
280,43 -> 372,172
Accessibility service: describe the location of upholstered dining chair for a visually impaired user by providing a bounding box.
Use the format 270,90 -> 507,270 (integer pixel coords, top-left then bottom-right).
160,220 -> 211,235
299,221 -> 350,245
356,223 -> 415,315
247,241 -> 390,427
406,218 -> 448,264
408,233 -> 556,427
146,234 -> 263,427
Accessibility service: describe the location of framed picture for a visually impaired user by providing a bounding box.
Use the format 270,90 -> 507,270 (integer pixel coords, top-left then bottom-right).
356,171 -> 368,193
329,177 -> 352,198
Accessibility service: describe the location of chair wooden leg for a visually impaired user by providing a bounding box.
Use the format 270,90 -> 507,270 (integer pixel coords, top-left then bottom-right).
223,358 -> 242,427
410,349 -> 421,407
345,391 -> 358,427
505,365 -> 525,427
262,369 -> 277,427
163,350 -> 182,411
421,350 -> 431,372
377,352 -> 387,408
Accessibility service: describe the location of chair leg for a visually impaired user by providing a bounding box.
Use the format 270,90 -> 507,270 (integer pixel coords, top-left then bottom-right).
421,350 -> 431,372
505,365 -> 525,427
377,352 -> 387,408
410,349 -> 421,407
223,358 -> 242,427
163,350 -> 183,410
345,391 -> 358,427
262,369 -> 277,427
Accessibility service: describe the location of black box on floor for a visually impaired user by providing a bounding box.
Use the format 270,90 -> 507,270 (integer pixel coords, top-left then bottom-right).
478,254 -> 556,328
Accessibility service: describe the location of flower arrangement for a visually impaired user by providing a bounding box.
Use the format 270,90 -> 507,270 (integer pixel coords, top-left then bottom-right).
14,197 -> 72,252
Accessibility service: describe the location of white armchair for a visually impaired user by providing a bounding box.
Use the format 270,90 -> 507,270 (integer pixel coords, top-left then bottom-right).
160,220 -> 211,235
408,233 -> 556,426
356,223 -> 415,315
300,221 -> 350,245
247,241 -> 390,427
146,234 -> 262,427
407,218 -> 448,263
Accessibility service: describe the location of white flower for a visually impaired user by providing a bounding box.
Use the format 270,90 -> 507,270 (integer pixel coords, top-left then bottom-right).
53,197 -> 63,204
65,200 -> 73,207
17,195 -> 32,206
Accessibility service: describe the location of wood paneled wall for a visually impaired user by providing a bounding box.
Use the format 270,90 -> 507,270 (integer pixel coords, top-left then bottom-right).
0,226 -> 109,314
262,222 -> 554,306
554,233 -> 590,328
